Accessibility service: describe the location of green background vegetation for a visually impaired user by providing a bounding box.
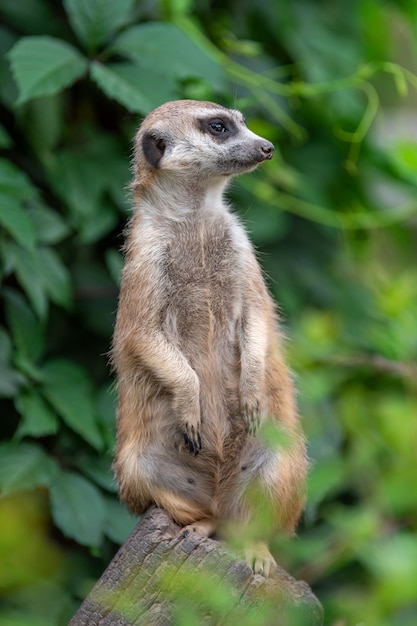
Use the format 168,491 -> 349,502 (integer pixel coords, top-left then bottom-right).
1,0 -> 417,624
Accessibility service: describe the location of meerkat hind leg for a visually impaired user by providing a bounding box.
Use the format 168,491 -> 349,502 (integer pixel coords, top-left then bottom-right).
152,488 -> 217,538
245,541 -> 277,578
182,517 -> 218,538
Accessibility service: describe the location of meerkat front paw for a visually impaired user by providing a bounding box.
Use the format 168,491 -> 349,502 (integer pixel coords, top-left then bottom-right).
182,423 -> 202,455
173,384 -> 202,455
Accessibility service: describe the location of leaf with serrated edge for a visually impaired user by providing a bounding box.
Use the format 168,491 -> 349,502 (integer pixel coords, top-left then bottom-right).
50,471 -> 105,547
8,36 -> 87,105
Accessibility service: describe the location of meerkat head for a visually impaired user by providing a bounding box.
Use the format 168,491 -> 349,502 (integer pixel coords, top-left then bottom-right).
133,100 -> 274,186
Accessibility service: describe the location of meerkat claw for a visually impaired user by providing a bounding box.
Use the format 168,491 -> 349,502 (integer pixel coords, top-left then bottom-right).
183,428 -> 202,455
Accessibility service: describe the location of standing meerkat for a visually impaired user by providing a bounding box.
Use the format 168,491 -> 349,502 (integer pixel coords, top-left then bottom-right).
112,100 -> 307,576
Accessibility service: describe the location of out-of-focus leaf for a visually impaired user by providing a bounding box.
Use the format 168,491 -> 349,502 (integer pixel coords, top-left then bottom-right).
102,496 -> 137,544
0,158 -> 37,200
64,0 -> 134,50
111,22 -> 226,89
0,493 -> 64,599
77,199 -> 118,245
0,0 -> 59,36
105,248 -> 123,286
8,36 -> 87,104
42,359 -> 103,450
50,471 -> 105,547
15,389 -> 59,438
76,454 -> 116,492
0,195 -> 37,251
90,60 -> 178,114
37,247 -> 72,308
0,327 -> 25,397
0,24 -> 17,107
4,243 -> 72,316
48,136 -> 128,238
5,243 -> 47,318
3,288 -> 44,362
0,442 -> 58,496
96,383 -> 117,449
19,94 -> 64,158
28,204 -> 70,244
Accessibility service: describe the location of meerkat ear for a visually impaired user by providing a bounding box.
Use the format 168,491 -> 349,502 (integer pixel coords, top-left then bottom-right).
142,131 -> 166,168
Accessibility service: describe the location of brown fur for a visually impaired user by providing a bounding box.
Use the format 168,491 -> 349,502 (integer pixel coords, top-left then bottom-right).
111,100 -> 307,575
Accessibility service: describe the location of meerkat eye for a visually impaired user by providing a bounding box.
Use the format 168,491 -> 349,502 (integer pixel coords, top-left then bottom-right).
209,119 -> 228,134
199,116 -> 236,139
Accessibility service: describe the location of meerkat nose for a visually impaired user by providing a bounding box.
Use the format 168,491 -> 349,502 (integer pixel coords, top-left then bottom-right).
260,141 -> 274,159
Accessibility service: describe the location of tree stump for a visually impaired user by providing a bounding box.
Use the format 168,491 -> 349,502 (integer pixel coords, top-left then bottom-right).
69,507 -> 323,626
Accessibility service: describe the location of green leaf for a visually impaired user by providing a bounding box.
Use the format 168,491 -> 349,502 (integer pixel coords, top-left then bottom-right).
49,149 -> 103,221
47,137 -> 127,242
0,362 -> 25,398
28,203 -> 70,244
0,327 -> 25,397
76,454 -> 117,492
50,471 -> 105,547
37,247 -> 72,308
19,94 -> 65,159
6,243 -> 47,318
3,288 -> 45,362
96,383 -> 116,449
42,359 -> 103,450
0,193 -> 36,250
0,0 -> 59,37
77,198 -> 118,244
0,24 -> 18,108
111,23 -> 226,89
90,61 -> 178,113
103,496 -> 137,544
15,389 -> 59,438
0,158 -> 37,201
105,248 -> 123,286
8,36 -> 88,105
5,243 -> 72,319
64,0 -> 134,50
0,442 -> 58,496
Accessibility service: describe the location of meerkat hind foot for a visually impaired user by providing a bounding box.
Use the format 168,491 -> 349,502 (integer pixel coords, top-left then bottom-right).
245,541 -> 277,578
182,517 -> 218,538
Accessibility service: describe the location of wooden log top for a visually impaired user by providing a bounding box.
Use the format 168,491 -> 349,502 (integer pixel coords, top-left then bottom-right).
69,507 -> 323,626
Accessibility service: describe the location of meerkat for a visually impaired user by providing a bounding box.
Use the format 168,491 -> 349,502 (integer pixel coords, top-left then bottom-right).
111,100 -> 307,576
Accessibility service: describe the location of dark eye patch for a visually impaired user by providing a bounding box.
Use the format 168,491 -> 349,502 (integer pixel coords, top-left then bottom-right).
199,116 -> 238,140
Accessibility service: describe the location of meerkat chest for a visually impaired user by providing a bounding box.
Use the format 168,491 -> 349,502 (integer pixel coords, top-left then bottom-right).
163,217 -> 245,330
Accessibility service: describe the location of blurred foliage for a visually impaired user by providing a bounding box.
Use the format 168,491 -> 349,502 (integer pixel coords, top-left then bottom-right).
0,0 -> 417,624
